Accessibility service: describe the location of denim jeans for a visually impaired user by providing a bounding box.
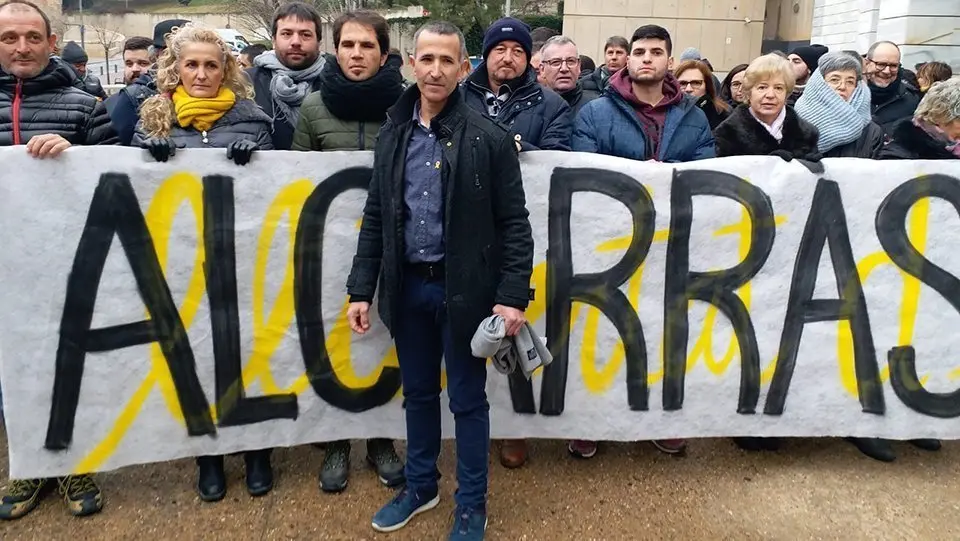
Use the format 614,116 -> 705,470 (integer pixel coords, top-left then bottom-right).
394,272 -> 490,509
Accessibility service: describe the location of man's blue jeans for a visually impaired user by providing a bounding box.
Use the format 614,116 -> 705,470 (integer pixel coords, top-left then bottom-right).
394,272 -> 490,509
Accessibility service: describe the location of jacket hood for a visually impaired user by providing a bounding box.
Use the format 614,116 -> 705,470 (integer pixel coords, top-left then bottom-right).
0,58 -> 80,94
608,67 -> 683,111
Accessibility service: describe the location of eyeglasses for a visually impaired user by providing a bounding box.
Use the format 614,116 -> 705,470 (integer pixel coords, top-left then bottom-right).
869,59 -> 900,72
543,57 -> 580,69
826,77 -> 858,90
730,81 -> 743,89
678,79 -> 704,88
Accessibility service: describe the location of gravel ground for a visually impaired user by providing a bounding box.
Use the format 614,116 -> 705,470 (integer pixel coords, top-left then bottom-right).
1,429 -> 958,540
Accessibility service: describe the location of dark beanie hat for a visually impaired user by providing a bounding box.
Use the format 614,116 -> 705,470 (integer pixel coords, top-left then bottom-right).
61,41 -> 87,64
482,17 -> 533,60
153,19 -> 190,49
791,44 -> 829,73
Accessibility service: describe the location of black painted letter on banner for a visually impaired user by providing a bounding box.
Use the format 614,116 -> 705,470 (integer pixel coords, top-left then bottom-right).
46,173 -> 214,450
662,170 -> 774,413
764,178 -> 884,415
540,167 -> 655,415
294,167 -> 401,412
877,174 -> 960,418
202,175 -> 298,426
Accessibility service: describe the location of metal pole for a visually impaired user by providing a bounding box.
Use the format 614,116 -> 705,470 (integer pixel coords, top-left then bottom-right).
79,0 -> 85,50
504,0 -> 511,16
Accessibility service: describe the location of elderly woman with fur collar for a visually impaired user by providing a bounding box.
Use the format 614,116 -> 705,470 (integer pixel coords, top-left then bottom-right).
883,77 -> 960,160
714,54 -> 821,162
795,51 -> 885,158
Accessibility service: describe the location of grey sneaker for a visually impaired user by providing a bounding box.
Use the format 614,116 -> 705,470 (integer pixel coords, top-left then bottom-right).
366,438 -> 405,487
320,440 -> 350,493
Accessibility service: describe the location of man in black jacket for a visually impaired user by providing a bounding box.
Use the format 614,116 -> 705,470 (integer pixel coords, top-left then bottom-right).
865,40 -> 920,136
538,35 -> 598,118
462,17 -> 571,151
0,0 -> 115,521
348,21 -> 532,540
581,35 -> 628,93
247,1 -> 326,150
60,40 -> 106,99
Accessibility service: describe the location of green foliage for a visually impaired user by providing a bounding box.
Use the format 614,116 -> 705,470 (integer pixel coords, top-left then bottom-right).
519,15 -> 561,33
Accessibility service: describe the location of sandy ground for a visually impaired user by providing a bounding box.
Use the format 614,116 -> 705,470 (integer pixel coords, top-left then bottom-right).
1,428 -> 958,540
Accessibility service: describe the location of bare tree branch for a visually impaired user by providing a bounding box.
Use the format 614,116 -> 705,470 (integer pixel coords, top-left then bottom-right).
91,23 -> 124,84
230,0 -> 381,41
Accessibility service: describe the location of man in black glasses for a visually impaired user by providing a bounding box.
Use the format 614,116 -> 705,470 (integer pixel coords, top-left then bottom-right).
538,36 -> 598,117
865,40 -> 920,136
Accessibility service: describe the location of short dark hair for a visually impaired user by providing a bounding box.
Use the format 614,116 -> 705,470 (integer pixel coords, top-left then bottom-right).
123,36 -> 153,53
0,0 -> 51,37
333,10 -> 390,55
240,43 -> 268,59
604,36 -> 629,53
630,25 -> 672,55
413,20 -> 467,61
272,1 -> 323,38
579,54 -> 595,72
530,26 -> 559,43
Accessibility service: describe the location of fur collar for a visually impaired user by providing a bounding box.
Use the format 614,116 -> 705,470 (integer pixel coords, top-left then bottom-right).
714,104 -> 820,159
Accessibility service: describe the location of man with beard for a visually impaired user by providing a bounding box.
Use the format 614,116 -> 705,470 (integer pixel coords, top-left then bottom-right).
462,17 -> 571,151
538,35 -> 598,117
106,19 -> 188,146
865,40 -> 920,135
786,44 -> 828,106
291,10 -> 406,494
571,25 -> 713,461
0,0 -> 116,519
581,35 -> 628,92
248,1 -> 326,150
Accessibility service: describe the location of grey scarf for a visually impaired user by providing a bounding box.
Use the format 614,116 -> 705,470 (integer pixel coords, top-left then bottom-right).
253,50 -> 325,127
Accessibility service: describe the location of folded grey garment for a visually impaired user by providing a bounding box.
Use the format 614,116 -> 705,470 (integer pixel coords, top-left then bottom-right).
470,316 -> 553,379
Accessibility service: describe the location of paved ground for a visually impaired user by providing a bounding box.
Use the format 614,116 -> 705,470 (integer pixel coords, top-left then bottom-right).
1,427 -> 958,540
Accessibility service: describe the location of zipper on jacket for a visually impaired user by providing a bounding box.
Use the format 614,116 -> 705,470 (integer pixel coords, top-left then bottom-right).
358,120 -> 365,150
12,80 -> 22,145
471,137 -> 481,188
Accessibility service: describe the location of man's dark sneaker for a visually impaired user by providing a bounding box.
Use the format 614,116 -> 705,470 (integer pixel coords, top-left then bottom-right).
320,440 -> 350,493
909,438 -> 942,451
196,455 -> 226,502
733,437 -> 782,452
0,478 -> 49,520
366,438 -> 405,487
57,475 -> 102,517
371,485 -> 439,533
652,439 -> 687,455
846,437 -> 896,462
450,506 -> 488,540
244,449 -> 274,497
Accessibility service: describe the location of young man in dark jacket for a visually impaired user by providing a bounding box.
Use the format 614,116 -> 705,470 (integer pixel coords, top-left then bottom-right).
291,9 -> 406,494
538,35 -> 598,118
0,0 -> 116,521
247,2 -> 326,150
462,17 -> 571,151
347,21 -> 532,540
573,24 -> 715,163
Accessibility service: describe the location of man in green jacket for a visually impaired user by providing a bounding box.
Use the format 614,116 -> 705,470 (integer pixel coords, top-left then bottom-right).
292,10 -> 406,494
292,10 -> 404,152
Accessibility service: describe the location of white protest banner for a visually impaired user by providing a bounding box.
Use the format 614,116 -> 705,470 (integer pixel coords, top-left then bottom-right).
2,147 -> 960,479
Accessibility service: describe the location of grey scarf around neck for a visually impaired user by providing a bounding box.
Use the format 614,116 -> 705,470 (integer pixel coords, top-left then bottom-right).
253,50 -> 326,127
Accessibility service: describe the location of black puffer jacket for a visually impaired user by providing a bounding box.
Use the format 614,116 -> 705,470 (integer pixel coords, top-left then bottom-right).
347,85 -> 533,356
0,59 -> 116,146
463,63 -> 572,151
132,98 -> 274,150
881,118 -> 958,160
714,104 -> 821,161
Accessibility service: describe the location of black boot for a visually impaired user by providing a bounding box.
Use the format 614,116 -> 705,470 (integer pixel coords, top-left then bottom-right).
845,437 -> 896,462
244,449 -> 274,497
366,438 -> 405,487
196,456 -> 226,502
320,440 -> 350,493
909,439 -> 942,451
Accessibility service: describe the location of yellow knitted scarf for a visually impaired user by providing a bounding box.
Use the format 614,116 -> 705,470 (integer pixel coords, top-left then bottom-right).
172,85 -> 236,132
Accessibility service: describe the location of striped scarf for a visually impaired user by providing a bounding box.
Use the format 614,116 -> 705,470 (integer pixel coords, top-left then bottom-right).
794,68 -> 871,153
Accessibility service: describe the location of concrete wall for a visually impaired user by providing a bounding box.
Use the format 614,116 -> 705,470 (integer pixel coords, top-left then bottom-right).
811,0 -> 960,69
562,0 -> 767,72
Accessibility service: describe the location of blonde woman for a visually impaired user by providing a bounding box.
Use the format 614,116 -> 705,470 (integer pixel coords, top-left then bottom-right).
134,24 -> 275,502
133,24 -> 273,164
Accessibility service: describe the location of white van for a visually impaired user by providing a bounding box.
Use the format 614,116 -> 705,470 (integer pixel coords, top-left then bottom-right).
215,29 -> 251,56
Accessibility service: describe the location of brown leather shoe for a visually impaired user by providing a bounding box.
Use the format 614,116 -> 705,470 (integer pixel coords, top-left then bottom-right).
499,439 -> 528,468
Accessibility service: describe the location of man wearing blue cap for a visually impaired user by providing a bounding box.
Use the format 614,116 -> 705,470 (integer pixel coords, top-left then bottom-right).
462,17 -> 571,151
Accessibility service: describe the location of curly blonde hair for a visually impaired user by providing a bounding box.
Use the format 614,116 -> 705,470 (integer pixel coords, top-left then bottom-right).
139,24 -> 254,138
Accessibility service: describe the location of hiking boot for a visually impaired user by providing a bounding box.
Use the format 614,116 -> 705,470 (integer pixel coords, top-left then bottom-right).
567,440 -> 598,459
652,439 -> 687,455
449,505 -> 488,540
196,455 -> 226,502
846,437 -> 896,462
366,438 -> 405,488
244,449 -> 274,497
320,440 -> 350,493
57,475 -> 103,517
0,478 -> 49,520
909,438 -> 942,451
499,439 -> 527,468
371,485 -> 439,533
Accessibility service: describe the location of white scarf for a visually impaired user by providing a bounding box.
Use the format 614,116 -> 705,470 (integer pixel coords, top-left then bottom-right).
750,105 -> 786,142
